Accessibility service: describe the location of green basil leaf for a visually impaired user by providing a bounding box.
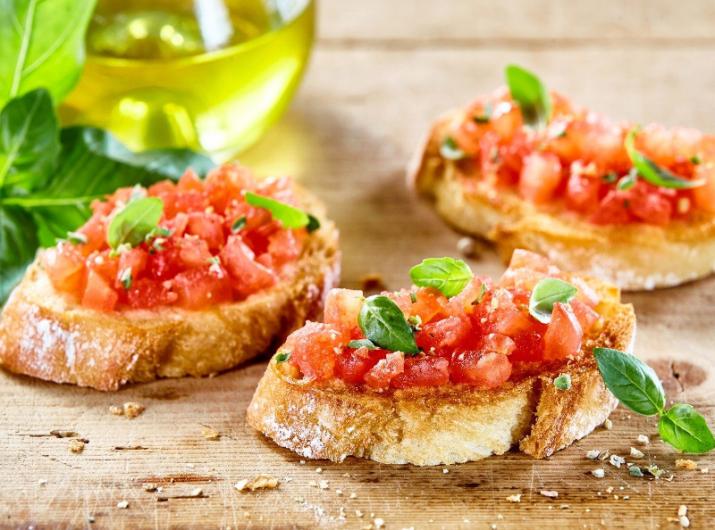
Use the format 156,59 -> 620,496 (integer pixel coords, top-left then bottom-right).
348,338 -> 378,350
0,0 -> 96,108
505,64 -> 552,130
275,351 -> 291,363
658,404 -> 715,454
593,347 -> 665,416
409,257 -> 473,298
358,295 -> 419,355
306,214 -> 321,233
0,89 -> 59,193
553,373 -> 572,390
231,216 -> 247,233
0,205 -> 38,304
616,169 -> 638,191
625,129 -> 704,189
119,147 -> 214,179
245,191 -> 311,229
107,197 -> 163,250
439,137 -> 465,161
528,278 -> 577,324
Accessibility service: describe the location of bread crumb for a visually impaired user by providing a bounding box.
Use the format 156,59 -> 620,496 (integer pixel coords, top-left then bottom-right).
591,468 -> 605,478
540,490 -> 558,498
361,273 -> 386,293
636,434 -> 650,445
350,492 -> 358,499
315,467 -> 323,473
506,493 -> 522,503
442,468 -> 449,474
111,402 -> 145,419
457,236 -> 478,258
336,489 -> 343,496
69,439 -> 85,454
603,419 -> 613,430
38,479 -> 48,486
374,518 -> 385,529
609,455 -> 625,468
190,487 -> 203,497
234,475 -> 279,492
142,483 -> 157,492
299,460 -> 306,465
680,516 -> 690,528
109,405 -> 123,415
676,459 -> 697,470
319,480 -> 329,490
701,467 -> 709,474
355,509 -> 364,518
586,449 -> 600,460
629,447 -> 644,459
201,427 -> 220,441
605,486 -> 614,494
116,501 -> 129,509
678,505 -> 688,517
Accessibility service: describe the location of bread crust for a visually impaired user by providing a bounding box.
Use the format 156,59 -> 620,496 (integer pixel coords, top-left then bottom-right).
0,191 -> 340,391
247,276 -> 635,465
408,112 -> 715,291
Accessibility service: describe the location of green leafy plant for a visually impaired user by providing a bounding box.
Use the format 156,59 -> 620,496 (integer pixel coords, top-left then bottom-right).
0,89 -> 213,304
358,295 -> 420,355
528,278 -> 577,324
107,197 -> 164,250
505,64 -> 552,130
409,257 -> 473,298
594,347 -> 714,453
0,0 -> 96,108
624,128 -> 704,190
245,191 -> 320,232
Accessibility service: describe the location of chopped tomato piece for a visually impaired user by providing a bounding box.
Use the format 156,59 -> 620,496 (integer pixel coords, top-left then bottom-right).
570,299 -> 599,333
364,352 -> 405,390
186,212 -> 225,250
628,185 -> 673,225
43,244 -> 86,293
518,152 -> 562,204
590,190 -> 632,225
81,270 -> 118,312
415,316 -> 473,356
408,287 -> 448,323
204,163 -> 255,213
268,229 -> 302,265
116,248 -> 148,287
693,163 -> 715,213
177,169 -> 204,192
177,237 -> 212,268
86,250 -> 119,284
543,302 -> 583,360
565,171 -> 601,213
285,322 -> 342,381
335,347 -> 386,385
172,266 -> 232,309
324,288 -> 364,340
391,356 -> 450,388
482,333 -> 516,356
450,351 -> 512,388
220,235 -> 276,297
509,328 -> 546,362
487,289 -> 535,336
125,278 -> 177,309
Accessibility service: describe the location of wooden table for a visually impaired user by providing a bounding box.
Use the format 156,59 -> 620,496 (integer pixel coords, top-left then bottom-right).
2,1 -> 715,528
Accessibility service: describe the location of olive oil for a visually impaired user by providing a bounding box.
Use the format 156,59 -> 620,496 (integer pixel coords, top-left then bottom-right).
60,0 -> 314,160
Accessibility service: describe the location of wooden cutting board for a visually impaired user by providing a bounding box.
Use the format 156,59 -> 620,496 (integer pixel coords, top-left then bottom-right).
2,1 -> 715,527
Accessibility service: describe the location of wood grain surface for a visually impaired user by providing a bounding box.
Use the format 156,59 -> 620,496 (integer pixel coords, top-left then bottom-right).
2,1 -> 715,528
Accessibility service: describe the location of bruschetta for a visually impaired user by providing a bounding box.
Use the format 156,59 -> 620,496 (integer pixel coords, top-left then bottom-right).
247,250 -> 635,465
0,164 -> 340,391
409,65 -> 715,290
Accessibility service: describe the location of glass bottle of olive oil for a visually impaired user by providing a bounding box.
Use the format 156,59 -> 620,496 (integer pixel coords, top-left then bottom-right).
60,0 -> 314,160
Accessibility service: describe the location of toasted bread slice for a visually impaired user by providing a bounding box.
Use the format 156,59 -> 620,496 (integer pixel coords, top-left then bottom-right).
0,190 -> 340,391
409,111 -> 715,291
247,274 -> 635,465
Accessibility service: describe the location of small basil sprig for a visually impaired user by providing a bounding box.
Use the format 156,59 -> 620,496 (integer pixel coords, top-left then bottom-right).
439,137 -> 465,161
245,191 -> 320,232
624,129 -> 704,190
594,348 -> 715,454
107,197 -> 163,250
358,295 -> 419,355
348,338 -> 378,350
409,257 -> 473,298
528,278 -> 577,324
505,64 -> 552,130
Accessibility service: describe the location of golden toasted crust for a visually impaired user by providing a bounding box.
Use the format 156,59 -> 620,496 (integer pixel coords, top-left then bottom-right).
247,275 -> 635,465
408,112 -> 715,291
0,191 -> 340,391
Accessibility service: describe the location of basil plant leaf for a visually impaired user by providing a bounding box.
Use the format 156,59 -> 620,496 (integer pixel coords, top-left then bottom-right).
439,137 -> 465,161
0,88 -> 59,193
0,205 -> 38,305
117,147 -> 214,179
409,257 -> 473,298
505,64 -> 552,130
358,295 -> 420,355
107,197 -> 164,250
245,191 -> 311,229
593,347 -> 666,416
625,129 -> 704,189
528,278 -> 577,324
0,0 -> 96,108
347,338 -> 378,350
658,403 -> 715,454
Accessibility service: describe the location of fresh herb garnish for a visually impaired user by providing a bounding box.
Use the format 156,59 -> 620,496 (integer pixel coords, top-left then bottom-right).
245,191 -> 316,230
602,172 -> 618,184
231,216 -> 247,233
107,197 -> 164,250
306,214 -> 321,233
275,351 -> 291,363
505,64 -> 552,130
690,155 -> 702,165
528,278 -> 577,324
473,283 -> 488,305
358,295 -> 420,355
66,231 -> 87,245
439,137 -> 466,161
554,373 -> 572,390
625,128 -> 704,190
347,338 -> 378,350
409,257 -> 473,298
407,314 -> 422,331
473,103 -> 493,124
118,267 -> 132,290
594,347 -> 715,453
616,169 -> 638,191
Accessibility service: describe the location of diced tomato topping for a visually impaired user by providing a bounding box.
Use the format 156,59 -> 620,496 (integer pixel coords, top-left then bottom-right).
565,171 -> 601,213
628,184 -> 673,225
391,356 -> 450,388
447,276 -> 491,315
693,163 -> 715,213
415,316 -> 473,356
285,322 -> 342,381
408,287 -> 449,323
482,333 -> 516,356
364,352 -> 405,390
570,299 -> 599,333
450,351 -> 512,388
335,347 -> 386,385
43,164 -> 307,311
590,190 -> 632,225
81,270 -> 118,312
518,152 -> 562,204
324,289 -> 364,340
543,302 -> 583,360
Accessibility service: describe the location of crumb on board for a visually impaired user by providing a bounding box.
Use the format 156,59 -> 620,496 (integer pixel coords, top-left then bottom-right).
629,447 -> 645,459
457,236 -> 479,258
675,459 -> 697,470
116,501 -> 129,509
591,468 -> 605,478
234,475 -> 279,492
678,505 -> 690,528
506,493 -> 522,503
69,439 -> 85,454
373,517 -> 385,529
609,454 -> 625,468
110,402 -> 145,419
603,418 -> 613,430
360,273 -> 387,293
319,480 -> 329,490
38,479 -> 48,486
586,449 -> 600,460
142,483 -> 158,492
350,492 -> 358,499
539,490 -> 559,498
201,427 -> 221,441
637,434 -> 650,445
